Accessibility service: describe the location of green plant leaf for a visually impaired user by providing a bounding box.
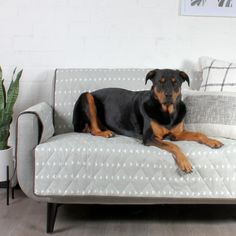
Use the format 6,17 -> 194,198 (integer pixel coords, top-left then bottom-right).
6,69 -> 23,114
0,66 -> 5,128
2,80 -> 6,107
0,69 -> 5,111
7,79 -> 14,101
0,67 -> 23,150
0,109 -> 3,131
11,67 -> 16,80
0,122 -> 10,150
7,67 -> 17,98
7,68 -> 17,99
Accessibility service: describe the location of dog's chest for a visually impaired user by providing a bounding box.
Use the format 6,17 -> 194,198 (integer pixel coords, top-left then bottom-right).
151,120 -> 184,140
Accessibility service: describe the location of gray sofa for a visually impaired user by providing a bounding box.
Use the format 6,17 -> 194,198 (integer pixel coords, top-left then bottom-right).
16,69 -> 236,233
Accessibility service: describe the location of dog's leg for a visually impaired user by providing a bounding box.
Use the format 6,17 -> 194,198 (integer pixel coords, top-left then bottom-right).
145,138 -> 193,173
143,121 -> 192,173
169,122 -> 223,148
171,131 -> 223,149
86,93 -> 114,138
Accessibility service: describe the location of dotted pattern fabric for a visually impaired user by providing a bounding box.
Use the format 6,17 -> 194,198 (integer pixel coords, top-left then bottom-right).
54,69 -> 151,134
34,133 -> 236,199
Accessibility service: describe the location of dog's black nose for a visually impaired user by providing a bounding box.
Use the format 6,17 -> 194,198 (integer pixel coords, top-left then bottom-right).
165,93 -> 172,98
165,93 -> 173,104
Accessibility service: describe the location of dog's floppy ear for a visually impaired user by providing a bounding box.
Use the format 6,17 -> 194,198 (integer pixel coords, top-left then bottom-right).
178,70 -> 190,87
145,69 -> 157,85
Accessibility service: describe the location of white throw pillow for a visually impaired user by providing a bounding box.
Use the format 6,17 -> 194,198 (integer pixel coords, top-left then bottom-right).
199,57 -> 236,92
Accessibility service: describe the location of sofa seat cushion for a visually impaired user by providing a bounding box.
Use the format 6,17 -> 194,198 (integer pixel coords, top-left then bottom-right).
34,133 -> 236,199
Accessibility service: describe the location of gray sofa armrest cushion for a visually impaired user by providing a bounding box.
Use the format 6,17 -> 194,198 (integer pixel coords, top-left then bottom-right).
21,102 -> 54,143
16,103 -> 54,200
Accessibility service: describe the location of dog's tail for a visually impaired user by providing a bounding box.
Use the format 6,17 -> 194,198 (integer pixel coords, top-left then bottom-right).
73,92 -> 90,132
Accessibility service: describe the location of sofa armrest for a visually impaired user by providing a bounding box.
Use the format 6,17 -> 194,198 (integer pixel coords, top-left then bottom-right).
16,102 -> 54,199
20,102 -> 54,143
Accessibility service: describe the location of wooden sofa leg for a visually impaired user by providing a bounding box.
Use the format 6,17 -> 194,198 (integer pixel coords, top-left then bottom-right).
47,203 -> 58,233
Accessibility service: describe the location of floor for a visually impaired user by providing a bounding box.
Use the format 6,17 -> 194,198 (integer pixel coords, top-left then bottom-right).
1,189 -> 236,236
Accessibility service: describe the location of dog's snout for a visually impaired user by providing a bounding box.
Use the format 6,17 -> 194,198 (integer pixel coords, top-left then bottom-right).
165,93 -> 172,98
164,92 -> 173,104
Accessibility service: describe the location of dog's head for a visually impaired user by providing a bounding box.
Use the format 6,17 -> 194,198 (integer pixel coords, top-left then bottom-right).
145,69 -> 190,113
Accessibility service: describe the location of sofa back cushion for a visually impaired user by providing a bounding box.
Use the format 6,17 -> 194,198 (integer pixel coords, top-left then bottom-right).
183,90 -> 236,139
54,69 -> 151,134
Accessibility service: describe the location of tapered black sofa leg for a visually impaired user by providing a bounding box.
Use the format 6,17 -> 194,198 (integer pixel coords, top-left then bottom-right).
47,203 -> 58,233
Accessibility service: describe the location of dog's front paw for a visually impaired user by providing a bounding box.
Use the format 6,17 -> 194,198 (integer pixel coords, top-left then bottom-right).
102,130 -> 115,138
176,154 -> 193,173
206,139 -> 224,149
92,130 -> 115,138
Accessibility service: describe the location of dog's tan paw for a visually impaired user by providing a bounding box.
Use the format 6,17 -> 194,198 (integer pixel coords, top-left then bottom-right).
176,155 -> 193,173
100,130 -> 114,138
206,139 -> 224,149
91,130 -> 115,138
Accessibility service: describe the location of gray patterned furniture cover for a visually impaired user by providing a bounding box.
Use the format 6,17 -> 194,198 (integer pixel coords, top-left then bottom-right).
17,69 -> 236,204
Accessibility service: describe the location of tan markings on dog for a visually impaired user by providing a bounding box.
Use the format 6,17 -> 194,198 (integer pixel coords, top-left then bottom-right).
172,90 -> 181,103
172,78 -> 176,83
161,103 -> 174,113
161,104 -> 168,112
150,120 -> 192,173
151,121 -> 185,140
173,129 -> 224,149
170,121 -> 184,136
167,104 -> 174,113
86,93 -> 114,138
160,77 -> 166,83
153,87 -> 165,104
151,120 -> 169,139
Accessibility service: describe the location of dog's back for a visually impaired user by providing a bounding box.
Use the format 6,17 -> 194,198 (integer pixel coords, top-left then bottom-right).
73,88 -> 148,138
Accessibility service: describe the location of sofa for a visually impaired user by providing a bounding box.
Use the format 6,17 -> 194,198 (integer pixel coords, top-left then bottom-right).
16,68 -> 236,233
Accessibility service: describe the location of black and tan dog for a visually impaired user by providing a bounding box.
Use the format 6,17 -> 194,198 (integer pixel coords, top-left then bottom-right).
73,69 -> 223,173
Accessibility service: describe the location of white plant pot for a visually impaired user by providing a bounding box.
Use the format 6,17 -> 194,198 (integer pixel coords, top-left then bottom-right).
0,147 -> 14,182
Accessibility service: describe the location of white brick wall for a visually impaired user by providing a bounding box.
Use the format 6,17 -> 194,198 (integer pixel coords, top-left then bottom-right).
1,0 -> 236,73
1,0 -> 236,146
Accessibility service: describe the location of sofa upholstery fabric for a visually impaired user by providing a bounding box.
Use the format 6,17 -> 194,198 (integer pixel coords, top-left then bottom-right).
21,102 -> 54,143
17,68 -> 236,205
183,91 -> 236,139
34,133 -> 236,199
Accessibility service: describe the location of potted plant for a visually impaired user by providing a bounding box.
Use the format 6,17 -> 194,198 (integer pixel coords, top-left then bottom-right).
0,66 -> 23,183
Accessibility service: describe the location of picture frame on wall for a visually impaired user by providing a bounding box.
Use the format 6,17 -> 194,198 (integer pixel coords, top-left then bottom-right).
181,0 -> 236,17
